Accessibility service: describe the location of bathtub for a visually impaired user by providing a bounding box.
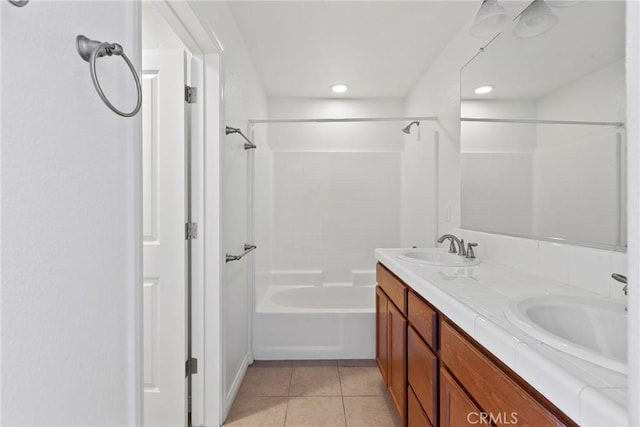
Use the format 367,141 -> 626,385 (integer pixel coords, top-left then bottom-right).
253,282 -> 376,360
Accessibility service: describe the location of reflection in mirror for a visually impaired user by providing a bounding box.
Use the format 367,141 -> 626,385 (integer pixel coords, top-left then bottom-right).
460,1 -> 626,250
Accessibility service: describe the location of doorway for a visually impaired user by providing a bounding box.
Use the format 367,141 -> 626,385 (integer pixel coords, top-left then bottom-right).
140,2 -> 221,425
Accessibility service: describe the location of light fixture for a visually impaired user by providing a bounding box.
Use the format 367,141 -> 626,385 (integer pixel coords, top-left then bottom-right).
470,0 -> 509,39
474,85 -> 493,95
331,84 -> 349,94
513,0 -> 558,39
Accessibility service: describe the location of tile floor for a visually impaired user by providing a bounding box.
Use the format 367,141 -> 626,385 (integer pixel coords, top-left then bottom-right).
223,360 -> 401,427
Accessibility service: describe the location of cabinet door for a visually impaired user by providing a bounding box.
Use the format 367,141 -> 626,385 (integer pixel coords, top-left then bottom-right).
440,320 -> 568,426
376,286 -> 389,385
408,386 -> 432,427
440,367 -> 484,427
388,301 -> 407,425
407,326 -> 438,425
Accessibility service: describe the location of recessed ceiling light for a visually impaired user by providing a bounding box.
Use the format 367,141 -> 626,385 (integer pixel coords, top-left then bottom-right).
474,85 -> 494,95
331,84 -> 349,94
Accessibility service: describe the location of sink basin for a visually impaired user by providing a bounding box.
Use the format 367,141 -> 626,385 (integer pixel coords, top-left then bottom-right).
397,248 -> 481,267
505,295 -> 627,373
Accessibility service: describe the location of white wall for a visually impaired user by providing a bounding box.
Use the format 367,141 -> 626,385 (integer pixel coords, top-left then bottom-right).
188,1 -> 268,417
400,122 -> 439,248
260,98 -> 403,286
142,3 -> 188,51
1,1 -> 141,425
404,15 -> 486,241
267,98 -> 403,152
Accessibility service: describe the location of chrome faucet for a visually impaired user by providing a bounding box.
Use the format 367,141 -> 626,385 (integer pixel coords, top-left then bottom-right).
437,234 -> 466,257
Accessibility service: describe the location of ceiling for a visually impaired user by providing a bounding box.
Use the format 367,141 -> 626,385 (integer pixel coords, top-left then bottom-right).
227,1 -> 479,99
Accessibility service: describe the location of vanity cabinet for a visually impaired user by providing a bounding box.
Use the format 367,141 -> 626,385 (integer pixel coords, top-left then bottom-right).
388,301 -> 407,422
376,286 -> 389,385
408,385 -> 433,427
440,320 -> 569,426
407,325 -> 438,425
440,367 -> 484,427
375,263 -> 575,427
376,263 -> 407,425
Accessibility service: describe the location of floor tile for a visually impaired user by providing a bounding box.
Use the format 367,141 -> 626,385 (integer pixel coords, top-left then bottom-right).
291,360 -> 338,367
338,359 -> 377,367
285,397 -> 346,427
290,366 -> 342,396
339,366 -> 385,396
224,396 -> 287,426
252,360 -> 294,367
238,366 -> 293,397
343,396 -> 401,427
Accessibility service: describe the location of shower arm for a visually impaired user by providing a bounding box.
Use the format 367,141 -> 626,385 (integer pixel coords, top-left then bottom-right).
226,126 -> 257,150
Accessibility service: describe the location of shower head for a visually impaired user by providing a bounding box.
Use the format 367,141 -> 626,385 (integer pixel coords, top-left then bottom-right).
401,121 -> 420,134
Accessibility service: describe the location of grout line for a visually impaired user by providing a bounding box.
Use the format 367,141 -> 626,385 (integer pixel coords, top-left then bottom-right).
283,364 -> 294,427
338,365 -> 348,426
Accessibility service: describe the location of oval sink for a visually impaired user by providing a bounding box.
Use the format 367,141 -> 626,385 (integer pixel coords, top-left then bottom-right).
505,295 -> 627,373
397,248 -> 481,267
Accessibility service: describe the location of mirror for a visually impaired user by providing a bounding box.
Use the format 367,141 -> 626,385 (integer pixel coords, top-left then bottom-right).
460,0 -> 626,250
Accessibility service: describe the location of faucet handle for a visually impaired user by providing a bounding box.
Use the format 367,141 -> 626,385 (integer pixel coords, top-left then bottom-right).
466,242 -> 478,259
612,273 -> 628,296
448,240 -> 457,254
612,273 -> 627,284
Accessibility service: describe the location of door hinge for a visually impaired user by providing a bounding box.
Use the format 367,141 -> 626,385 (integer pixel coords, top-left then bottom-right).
185,222 -> 198,240
186,357 -> 198,376
185,85 -> 197,104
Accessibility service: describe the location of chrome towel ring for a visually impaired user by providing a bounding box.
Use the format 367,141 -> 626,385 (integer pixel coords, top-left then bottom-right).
8,0 -> 28,6
76,35 -> 142,118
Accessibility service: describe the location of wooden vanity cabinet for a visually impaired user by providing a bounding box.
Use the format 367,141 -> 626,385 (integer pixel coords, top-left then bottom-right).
376,263 -> 408,425
376,286 -> 389,385
376,263 -> 576,427
407,325 -> 438,425
388,301 -> 407,423
408,385 -> 433,427
440,367 -> 484,427
440,320 -> 571,427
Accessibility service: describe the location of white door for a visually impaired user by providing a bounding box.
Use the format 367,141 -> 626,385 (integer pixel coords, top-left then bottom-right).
142,49 -> 187,427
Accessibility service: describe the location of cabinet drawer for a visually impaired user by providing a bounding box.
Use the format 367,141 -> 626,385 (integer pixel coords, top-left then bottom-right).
408,385 -> 433,427
440,320 -> 570,427
377,263 -> 407,314
408,291 -> 438,350
407,326 -> 437,426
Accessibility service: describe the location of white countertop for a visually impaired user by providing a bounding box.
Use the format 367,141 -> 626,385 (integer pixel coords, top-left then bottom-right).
376,248 -> 628,426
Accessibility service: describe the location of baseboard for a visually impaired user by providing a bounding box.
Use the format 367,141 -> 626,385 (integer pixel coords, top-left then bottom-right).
223,352 -> 251,421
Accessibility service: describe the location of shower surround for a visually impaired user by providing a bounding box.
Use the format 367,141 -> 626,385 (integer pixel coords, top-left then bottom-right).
251,98 -> 435,359
254,149 -> 400,359
252,98 -> 437,360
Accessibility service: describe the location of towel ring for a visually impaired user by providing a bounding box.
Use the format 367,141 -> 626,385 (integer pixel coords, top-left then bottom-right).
76,35 -> 142,118
8,0 -> 29,6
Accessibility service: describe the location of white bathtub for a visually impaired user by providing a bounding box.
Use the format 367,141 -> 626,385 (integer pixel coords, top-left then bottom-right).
253,284 -> 376,360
